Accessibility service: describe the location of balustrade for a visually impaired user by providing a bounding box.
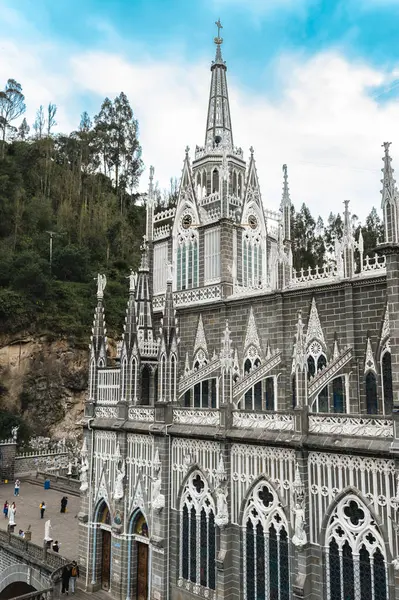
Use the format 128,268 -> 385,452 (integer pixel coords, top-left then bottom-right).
232,410 -> 294,431
308,413 -> 393,438
173,408 -> 219,426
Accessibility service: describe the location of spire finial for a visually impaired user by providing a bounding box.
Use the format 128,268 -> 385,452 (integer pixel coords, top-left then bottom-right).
215,19 -> 223,44
249,146 -> 254,157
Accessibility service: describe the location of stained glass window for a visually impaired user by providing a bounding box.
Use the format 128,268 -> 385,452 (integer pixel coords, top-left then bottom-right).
243,481 -> 290,600
382,351 -> 393,415
242,232 -> 264,288
332,377 -> 345,413
326,496 -> 387,600
179,472 -> 216,593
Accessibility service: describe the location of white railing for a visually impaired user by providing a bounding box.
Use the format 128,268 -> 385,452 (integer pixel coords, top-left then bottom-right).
97,368 -> 120,405
194,144 -> 243,160
153,224 -> 171,240
290,264 -> 338,287
361,253 -> 386,273
198,192 -> 220,206
232,281 -> 270,297
173,409 -> 219,426
139,339 -> 159,357
128,407 -> 155,422
227,194 -> 243,207
153,207 -> 176,222
95,406 -> 118,419
308,414 -> 393,438
232,411 -> 294,431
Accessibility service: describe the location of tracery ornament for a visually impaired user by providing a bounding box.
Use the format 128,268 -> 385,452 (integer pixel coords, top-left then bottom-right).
325,495 -> 388,600
214,455 -> 229,528
305,297 -> 325,348
193,314 -> 208,367
364,336 -> 377,374
178,471 -> 216,595
243,480 -> 290,600
292,463 -> 307,548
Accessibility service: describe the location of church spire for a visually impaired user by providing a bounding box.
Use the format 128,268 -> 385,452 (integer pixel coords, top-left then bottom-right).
204,20 -> 233,151
281,164 -> 291,242
381,142 -> 399,243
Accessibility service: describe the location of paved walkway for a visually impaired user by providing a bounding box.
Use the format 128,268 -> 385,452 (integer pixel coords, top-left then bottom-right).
0,482 -> 79,560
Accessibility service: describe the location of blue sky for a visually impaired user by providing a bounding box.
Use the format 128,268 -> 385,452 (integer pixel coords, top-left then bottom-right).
1,0 -> 399,220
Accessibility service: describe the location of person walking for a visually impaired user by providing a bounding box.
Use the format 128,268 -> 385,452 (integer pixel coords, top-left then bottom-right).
14,479 -> 20,497
52,540 -> 59,553
40,501 -> 46,519
60,496 -> 68,513
61,564 -> 71,595
3,501 -> 8,518
70,561 -> 79,594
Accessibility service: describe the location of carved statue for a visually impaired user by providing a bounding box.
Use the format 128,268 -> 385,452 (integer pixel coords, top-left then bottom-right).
166,262 -> 174,283
151,474 -> 165,513
183,453 -> 192,475
215,487 -> 229,528
80,456 -> 89,492
128,270 -> 137,292
292,502 -> 307,547
67,462 -> 72,476
44,519 -> 52,542
96,273 -> 107,298
393,557 -> 399,571
113,459 -> 126,501
8,504 -> 16,526
11,426 -> 19,441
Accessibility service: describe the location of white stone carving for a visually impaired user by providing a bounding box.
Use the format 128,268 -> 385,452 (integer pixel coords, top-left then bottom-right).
151,449 -> 165,514
233,350 -> 281,402
173,409 -> 219,427
152,284 -> 222,312
306,297 -> 325,348
244,307 -> 261,354
11,426 -> 19,441
290,264 -> 338,288
128,270 -> 137,292
308,347 -> 352,398
80,456 -> 89,492
214,455 -> 229,528
178,356 -> 220,394
364,337 -> 377,374
95,406 -> 118,419
126,434 -> 153,504
44,519 -> 52,542
128,407 -> 155,422
292,464 -> 307,548
308,414 -> 393,438
232,411 -> 294,431
193,314 -> 208,361
96,273 -> 107,299
382,303 -> 390,342
113,451 -> 126,501
8,504 -> 16,526
292,311 -> 306,374
220,320 -> 234,372
97,368 -> 120,405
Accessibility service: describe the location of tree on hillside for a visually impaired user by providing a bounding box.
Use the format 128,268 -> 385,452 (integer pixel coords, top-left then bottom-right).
33,105 -> 45,139
291,203 -> 325,271
17,118 -> 30,140
47,103 -> 57,136
0,79 -> 26,158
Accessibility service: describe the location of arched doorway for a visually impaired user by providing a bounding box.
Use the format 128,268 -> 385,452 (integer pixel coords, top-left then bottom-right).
128,511 -> 149,600
97,502 -> 112,591
0,583 -> 35,599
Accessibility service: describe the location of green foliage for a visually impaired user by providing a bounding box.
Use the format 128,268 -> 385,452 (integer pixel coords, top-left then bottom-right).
0,410 -> 31,446
0,87 -> 145,341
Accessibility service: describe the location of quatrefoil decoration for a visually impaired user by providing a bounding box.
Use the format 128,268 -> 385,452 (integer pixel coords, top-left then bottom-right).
343,500 -> 365,527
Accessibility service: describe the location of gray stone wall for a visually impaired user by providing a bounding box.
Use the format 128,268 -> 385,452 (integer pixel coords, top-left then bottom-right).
0,441 -> 16,482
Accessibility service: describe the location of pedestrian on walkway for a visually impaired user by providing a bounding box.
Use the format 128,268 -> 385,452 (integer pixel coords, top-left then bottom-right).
40,501 -> 46,519
14,479 -> 20,497
61,564 -> 71,595
70,561 -> 79,594
3,501 -> 8,518
60,496 -> 68,513
10,502 -> 16,514
52,540 -> 59,553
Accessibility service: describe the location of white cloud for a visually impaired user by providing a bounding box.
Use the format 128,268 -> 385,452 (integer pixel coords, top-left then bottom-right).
1,25 -> 398,222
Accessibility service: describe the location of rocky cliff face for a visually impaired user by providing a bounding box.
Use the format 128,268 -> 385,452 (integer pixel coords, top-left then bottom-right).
0,336 -> 88,438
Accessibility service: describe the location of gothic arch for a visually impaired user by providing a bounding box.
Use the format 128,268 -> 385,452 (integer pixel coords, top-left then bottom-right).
239,473 -> 290,529
176,463 -> 215,508
321,489 -> 390,600
94,498 -> 112,524
241,477 -> 291,600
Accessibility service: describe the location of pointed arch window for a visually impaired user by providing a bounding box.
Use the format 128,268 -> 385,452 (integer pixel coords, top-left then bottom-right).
141,365 -> 151,405
131,356 -> 138,403
243,353 -> 262,410
308,342 -> 328,413
179,472 -> 216,594
171,354 -> 177,402
243,481 -> 290,600
332,376 -> 346,413
384,201 -> 396,243
365,371 -> 378,414
159,354 -> 167,402
176,233 -> 199,291
242,232 -> 263,289
121,356 -> 128,401
89,359 -> 96,400
325,495 -> 387,600
212,168 -> 219,194
381,347 -> 393,415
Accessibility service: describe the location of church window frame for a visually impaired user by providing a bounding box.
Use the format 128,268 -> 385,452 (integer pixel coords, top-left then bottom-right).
212,168 -> 220,194
204,227 -> 221,284
324,494 -> 388,600
380,342 -> 393,416
242,480 -> 290,600
307,340 -> 329,413
242,346 -> 262,411
171,354 -> 177,402
89,359 -> 96,400
121,355 -> 128,401
131,356 -> 138,403
159,353 -> 167,402
178,471 -> 216,594
153,241 -> 168,295
176,227 -> 199,292
365,371 -> 378,415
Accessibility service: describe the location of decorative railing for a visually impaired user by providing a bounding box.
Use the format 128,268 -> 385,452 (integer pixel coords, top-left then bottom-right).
232,351 -> 281,402
178,356 -> 221,395
308,347 -> 352,398
173,408 -> 219,427
97,368 -> 120,405
228,194 -> 243,207
153,284 -> 223,311
308,414 -> 393,438
153,224 -> 171,240
9,588 -> 53,600
232,411 -> 294,432
290,264 -> 338,287
264,208 -> 281,222
360,253 -> 386,274
128,407 -> 155,422
139,339 -> 159,358
153,207 -> 176,222
194,144 -> 243,160
198,192 -> 220,206
232,281 -> 270,297
95,406 -> 118,419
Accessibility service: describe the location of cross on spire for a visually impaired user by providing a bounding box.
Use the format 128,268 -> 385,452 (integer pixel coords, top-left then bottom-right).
215,18 -> 223,39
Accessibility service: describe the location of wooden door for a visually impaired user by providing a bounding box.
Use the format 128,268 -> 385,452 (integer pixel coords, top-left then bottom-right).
101,530 -> 111,590
136,542 -> 148,600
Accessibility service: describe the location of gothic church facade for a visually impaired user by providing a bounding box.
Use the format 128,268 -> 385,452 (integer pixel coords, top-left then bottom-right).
78,28 -> 399,600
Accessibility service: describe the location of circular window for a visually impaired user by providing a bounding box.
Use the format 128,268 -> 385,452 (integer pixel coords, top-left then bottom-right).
248,214 -> 258,230
181,214 -> 193,229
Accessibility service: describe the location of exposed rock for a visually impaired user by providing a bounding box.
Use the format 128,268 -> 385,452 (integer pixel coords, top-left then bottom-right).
0,336 -> 89,438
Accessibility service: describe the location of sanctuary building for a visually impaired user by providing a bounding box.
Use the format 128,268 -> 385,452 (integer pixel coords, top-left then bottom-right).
78,26 -> 399,600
